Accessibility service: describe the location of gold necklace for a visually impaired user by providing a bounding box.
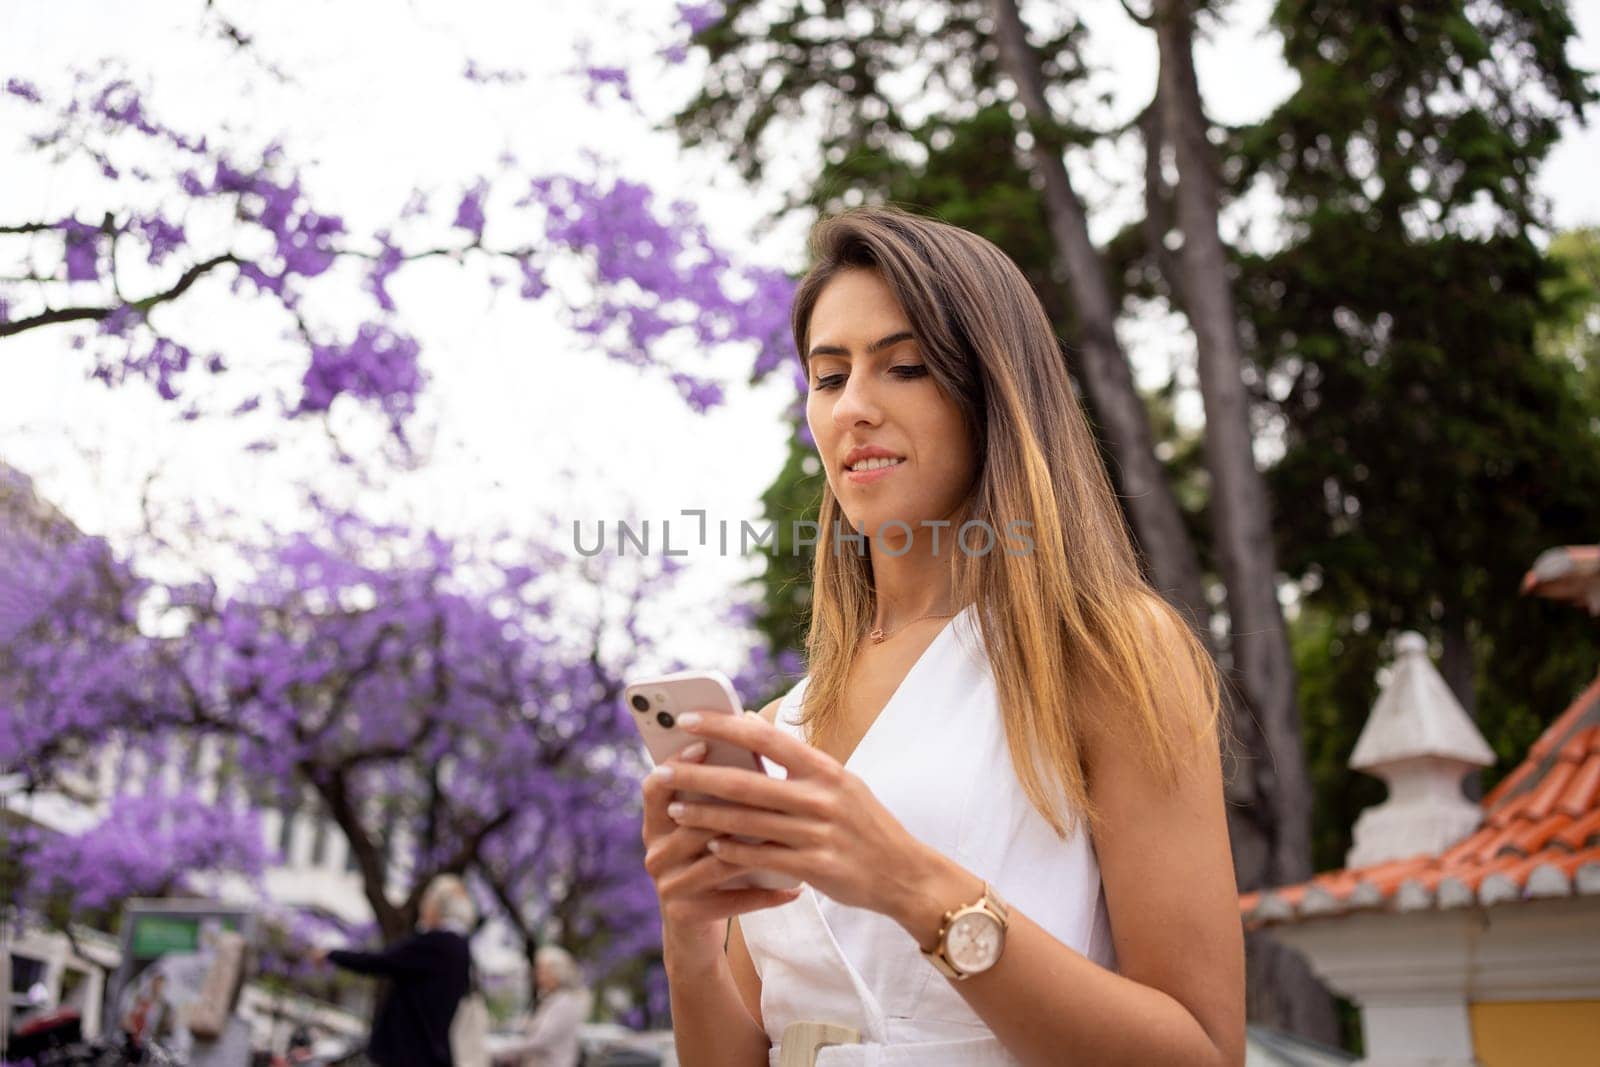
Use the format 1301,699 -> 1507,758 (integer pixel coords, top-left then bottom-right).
866,608 -> 959,645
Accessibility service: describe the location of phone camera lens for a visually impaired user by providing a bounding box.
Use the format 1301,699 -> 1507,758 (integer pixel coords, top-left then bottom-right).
630,694 -> 650,713
656,711 -> 675,729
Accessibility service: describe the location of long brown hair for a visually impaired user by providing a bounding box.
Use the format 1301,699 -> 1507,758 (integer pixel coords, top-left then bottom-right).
792,207 -> 1218,837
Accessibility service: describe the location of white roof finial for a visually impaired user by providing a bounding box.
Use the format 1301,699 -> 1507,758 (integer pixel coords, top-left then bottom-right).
1345,631 -> 1496,868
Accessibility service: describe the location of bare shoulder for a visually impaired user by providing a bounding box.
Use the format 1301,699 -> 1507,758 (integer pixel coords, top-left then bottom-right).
757,695 -> 782,723
1083,591 -> 1243,1064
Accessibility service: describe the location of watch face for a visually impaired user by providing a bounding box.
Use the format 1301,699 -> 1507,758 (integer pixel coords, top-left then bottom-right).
946,911 -> 1003,973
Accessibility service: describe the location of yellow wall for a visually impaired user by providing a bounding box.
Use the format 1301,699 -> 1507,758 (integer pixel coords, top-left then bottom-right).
1470,1000 -> 1600,1067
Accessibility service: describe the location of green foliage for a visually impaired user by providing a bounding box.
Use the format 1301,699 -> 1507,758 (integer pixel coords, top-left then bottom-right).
747,432 -> 824,668
685,1 -> 1600,911
1540,226 -> 1600,404
1238,0 -> 1600,841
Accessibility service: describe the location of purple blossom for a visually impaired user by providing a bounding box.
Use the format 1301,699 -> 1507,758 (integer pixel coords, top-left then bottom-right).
672,372 -> 724,412
517,256 -> 548,299
19,789 -> 267,912
677,2 -> 725,35
91,79 -> 159,137
454,180 -> 489,240
60,219 -> 101,281
531,172 -> 796,395
5,77 -> 43,103
300,322 -> 425,420
366,233 -> 404,312
134,337 -> 196,400
584,66 -> 633,104
131,213 -> 187,266
2,67 -> 801,448
463,60 -> 526,85
97,304 -> 143,338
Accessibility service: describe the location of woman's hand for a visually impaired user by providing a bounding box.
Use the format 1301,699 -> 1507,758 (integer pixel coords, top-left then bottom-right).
640,724 -> 803,959
660,709 -> 940,922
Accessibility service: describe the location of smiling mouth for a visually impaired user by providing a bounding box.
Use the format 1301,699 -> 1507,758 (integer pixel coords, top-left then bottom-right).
846,457 -> 905,473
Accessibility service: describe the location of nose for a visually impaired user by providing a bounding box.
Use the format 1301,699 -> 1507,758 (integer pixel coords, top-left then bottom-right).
831,367 -> 884,431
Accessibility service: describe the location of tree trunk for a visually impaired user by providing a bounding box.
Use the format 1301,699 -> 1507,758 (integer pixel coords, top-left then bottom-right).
317,772 -> 407,940
1440,606 -> 1482,801
987,0 -> 1211,637
1150,0 -> 1334,1043
1439,607 -> 1476,718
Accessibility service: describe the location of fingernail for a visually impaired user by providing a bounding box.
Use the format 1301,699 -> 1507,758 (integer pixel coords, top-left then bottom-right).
706,838 -> 722,853
681,741 -> 707,761
649,764 -> 674,780
678,712 -> 703,729
667,802 -> 686,820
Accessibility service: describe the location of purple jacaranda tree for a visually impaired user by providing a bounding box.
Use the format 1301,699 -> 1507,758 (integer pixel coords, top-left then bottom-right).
0,59 -> 796,438
1,5 -> 798,1023
0,485 -> 783,1020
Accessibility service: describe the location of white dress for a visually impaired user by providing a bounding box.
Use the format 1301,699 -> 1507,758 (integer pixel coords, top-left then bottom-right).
739,605 -> 1117,1066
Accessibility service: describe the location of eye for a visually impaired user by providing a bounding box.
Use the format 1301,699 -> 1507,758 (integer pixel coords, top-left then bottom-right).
890,364 -> 928,379
813,373 -> 846,390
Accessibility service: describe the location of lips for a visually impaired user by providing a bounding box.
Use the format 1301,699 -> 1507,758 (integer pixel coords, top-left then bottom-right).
842,445 -> 906,470
843,457 -> 904,484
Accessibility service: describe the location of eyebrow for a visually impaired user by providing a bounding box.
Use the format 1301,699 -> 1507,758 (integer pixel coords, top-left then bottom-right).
806,330 -> 916,360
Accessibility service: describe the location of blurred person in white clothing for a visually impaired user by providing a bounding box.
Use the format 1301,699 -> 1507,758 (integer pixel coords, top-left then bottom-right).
496,946 -> 592,1067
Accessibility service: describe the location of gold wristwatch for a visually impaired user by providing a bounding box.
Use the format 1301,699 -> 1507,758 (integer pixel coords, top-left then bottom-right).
920,881 -> 1009,980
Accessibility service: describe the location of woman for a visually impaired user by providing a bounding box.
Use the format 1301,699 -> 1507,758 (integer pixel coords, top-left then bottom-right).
312,874 -> 474,1067
495,946 -> 593,1067
640,208 -> 1244,1066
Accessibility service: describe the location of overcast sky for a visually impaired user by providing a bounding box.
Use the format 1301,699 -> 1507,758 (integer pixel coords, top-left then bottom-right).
1,0 -> 1596,678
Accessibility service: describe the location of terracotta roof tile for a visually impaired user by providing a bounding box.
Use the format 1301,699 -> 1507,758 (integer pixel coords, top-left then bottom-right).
1360,858 -> 1431,896
1554,807 -> 1600,851
1469,823 -> 1524,865
1523,758 -> 1579,820
1529,677 -> 1600,761
1483,758 -> 1538,810
1485,787 -> 1534,829
1546,843 -> 1600,879
1245,657 -> 1600,927
1559,751 -> 1600,817
1510,812 -> 1570,856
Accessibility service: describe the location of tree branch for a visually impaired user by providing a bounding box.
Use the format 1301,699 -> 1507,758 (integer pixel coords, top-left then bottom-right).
1118,0 -> 1156,28
0,253 -> 240,339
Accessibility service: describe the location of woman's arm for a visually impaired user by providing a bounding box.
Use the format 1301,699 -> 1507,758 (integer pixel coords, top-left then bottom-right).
664,927 -> 769,1067
664,617 -> 1245,1067
890,627 -> 1245,1066
495,990 -> 591,1058
645,697 -> 791,1067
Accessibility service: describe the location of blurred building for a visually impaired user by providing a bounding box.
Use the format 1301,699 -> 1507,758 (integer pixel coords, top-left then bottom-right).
1242,545 -> 1600,1066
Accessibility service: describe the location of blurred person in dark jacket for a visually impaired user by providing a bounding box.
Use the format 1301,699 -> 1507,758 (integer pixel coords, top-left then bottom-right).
312,875 -> 474,1067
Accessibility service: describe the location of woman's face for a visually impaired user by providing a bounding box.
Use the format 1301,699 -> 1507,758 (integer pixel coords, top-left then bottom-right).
805,268 -> 976,548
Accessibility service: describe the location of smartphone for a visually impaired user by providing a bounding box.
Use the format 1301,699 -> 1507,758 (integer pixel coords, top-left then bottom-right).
623,669 -> 800,892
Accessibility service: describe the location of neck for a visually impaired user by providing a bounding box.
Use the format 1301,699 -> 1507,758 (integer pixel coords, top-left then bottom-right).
866,534 -> 959,631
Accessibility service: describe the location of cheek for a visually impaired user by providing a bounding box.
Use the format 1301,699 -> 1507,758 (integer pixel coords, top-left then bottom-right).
805,393 -> 831,443
928,409 -> 979,493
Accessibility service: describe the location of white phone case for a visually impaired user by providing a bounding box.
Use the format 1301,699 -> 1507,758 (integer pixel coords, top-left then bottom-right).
624,669 -> 800,892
